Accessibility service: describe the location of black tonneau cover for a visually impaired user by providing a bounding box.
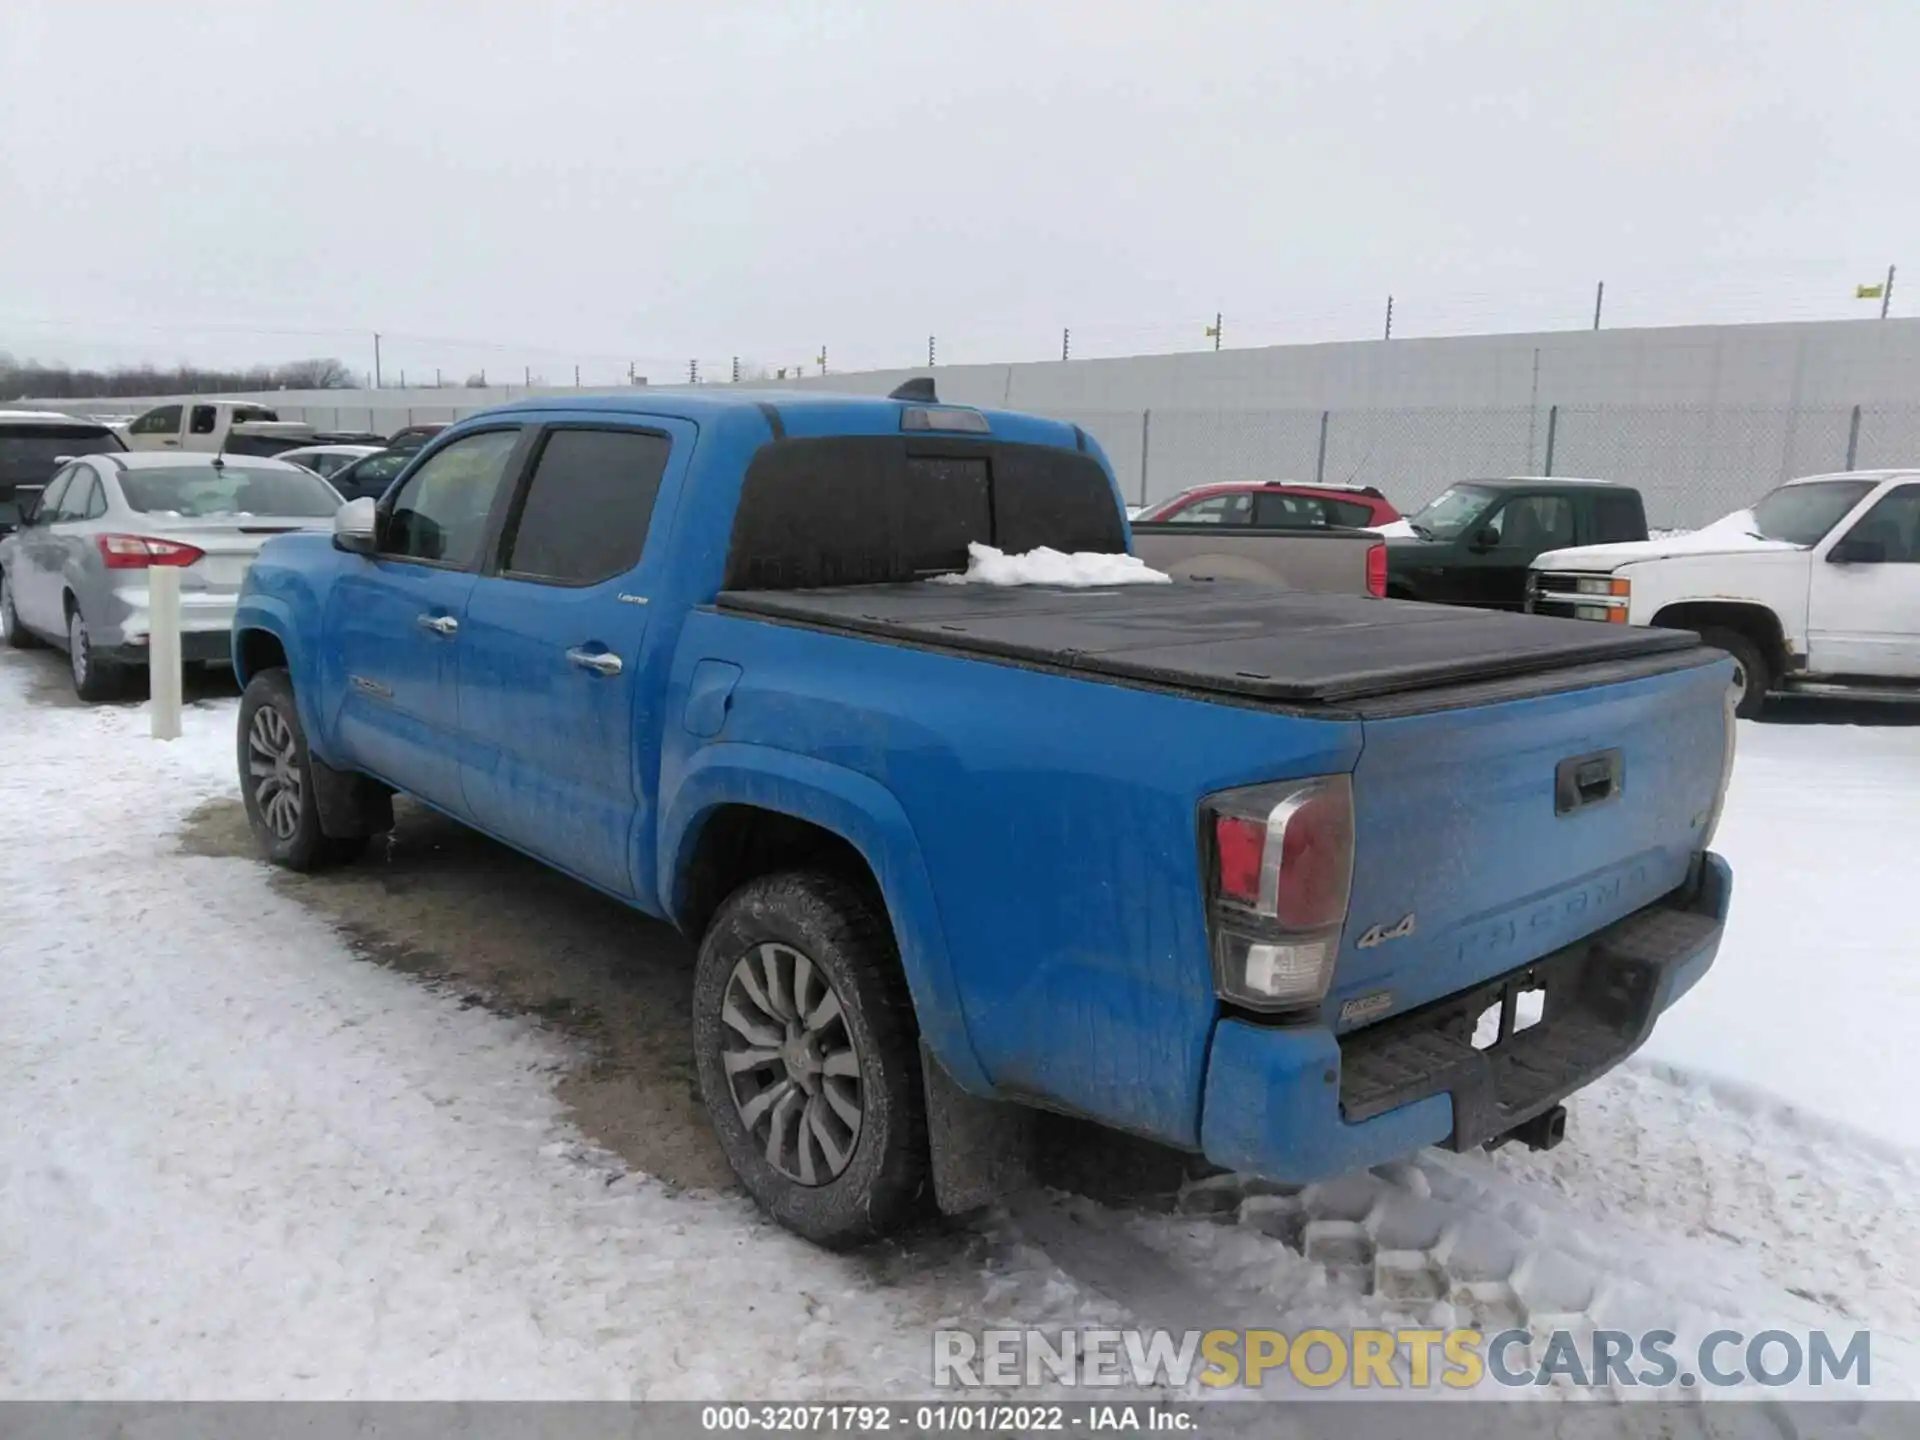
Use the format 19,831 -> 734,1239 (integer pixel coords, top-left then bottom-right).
718,582 -> 1705,706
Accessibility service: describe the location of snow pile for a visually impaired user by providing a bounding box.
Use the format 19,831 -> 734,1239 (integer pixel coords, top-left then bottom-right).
932,542 -> 1172,588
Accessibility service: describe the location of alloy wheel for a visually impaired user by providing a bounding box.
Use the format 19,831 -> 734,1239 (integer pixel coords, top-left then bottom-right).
719,941 -> 864,1185
247,704 -> 304,841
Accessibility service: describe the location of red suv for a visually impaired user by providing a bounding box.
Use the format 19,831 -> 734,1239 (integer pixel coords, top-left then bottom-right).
1133,481 -> 1400,530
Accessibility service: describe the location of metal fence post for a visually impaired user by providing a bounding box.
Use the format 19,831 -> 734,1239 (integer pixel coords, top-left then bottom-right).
1138,409 -> 1152,506
1314,410 -> 1330,484
1845,404 -> 1862,471
148,566 -> 182,741
1543,405 -> 1559,476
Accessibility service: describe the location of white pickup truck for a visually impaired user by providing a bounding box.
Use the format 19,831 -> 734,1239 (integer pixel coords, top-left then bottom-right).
1528,469 -> 1920,716
123,401 -> 315,456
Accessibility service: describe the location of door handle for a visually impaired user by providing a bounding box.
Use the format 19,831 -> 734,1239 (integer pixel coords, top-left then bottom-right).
416,613 -> 459,636
566,647 -> 622,676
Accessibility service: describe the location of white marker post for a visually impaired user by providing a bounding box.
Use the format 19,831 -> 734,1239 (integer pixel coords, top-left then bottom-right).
148,565 -> 183,741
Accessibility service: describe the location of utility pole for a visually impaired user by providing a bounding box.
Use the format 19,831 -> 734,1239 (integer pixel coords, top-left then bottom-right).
817,346 -> 828,376
732,356 -> 741,383
1205,313 -> 1222,351
688,359 -> 699,385
372,333 -> 382,388
628,361 -> 636,385
434,367 -> 442,388
1883,264 -> 1897,320
574,365 -> 581,387
524,365 -> 531,388
1062,327 -> 1071,362
928,335 -> 936,367
399,369 -> 406,387
1593,280 -> 1606,330
1384,296 -> 1394,341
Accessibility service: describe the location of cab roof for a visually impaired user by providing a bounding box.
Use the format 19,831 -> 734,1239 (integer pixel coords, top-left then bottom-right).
472,386 -> 1088,450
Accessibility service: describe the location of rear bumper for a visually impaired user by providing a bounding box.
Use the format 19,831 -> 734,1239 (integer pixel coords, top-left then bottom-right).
1198,851 -> 1730,1181
93,584 -> 237,665
98,629 -> 232,666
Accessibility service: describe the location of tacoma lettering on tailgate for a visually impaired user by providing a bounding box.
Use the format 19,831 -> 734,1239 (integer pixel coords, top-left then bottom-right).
1453,863 -> 1651,967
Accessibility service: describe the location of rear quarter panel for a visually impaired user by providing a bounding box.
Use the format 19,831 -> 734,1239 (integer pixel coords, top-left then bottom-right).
658,608 -> 1362,1148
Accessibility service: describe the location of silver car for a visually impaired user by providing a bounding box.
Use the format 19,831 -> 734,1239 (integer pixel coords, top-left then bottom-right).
0,452 -> 341,700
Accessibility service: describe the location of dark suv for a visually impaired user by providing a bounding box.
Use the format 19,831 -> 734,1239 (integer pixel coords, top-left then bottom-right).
1385,477 -> 1648,610
0,413 -> 127,535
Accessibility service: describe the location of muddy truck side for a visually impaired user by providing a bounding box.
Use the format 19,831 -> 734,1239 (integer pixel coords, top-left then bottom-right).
230,387 -> 1737,1248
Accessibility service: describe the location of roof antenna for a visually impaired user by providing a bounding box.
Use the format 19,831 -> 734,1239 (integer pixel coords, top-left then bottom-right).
888,377 -> 938,403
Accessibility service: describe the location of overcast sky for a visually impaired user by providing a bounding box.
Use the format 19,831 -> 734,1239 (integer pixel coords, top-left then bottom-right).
2,0 -> 1915,382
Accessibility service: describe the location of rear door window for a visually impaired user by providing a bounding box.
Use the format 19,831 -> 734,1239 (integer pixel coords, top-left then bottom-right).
1165,492 -> 1252,525
189,405 -> 219,436
1588,492 -> 1644,543
500,429 -> 670,584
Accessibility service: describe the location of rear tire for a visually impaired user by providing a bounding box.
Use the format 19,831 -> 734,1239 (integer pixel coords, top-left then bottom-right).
67,606 -> 125,703
1,571 -> 42,649
1696,626 -> 1769,720
692,870 -> 930,1249
238,666 -> 368,870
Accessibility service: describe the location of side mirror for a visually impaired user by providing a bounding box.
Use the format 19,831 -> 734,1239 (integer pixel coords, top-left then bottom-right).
1469,525 -> 1501,552
332,496 -> 379,555
1829,537 -> 1887,565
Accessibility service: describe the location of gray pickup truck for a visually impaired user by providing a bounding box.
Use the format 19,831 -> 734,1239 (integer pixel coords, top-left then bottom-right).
1129,521 -> 1385,595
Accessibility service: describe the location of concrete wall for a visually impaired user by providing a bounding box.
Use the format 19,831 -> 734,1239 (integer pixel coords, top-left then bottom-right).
15,317 -> 1920,527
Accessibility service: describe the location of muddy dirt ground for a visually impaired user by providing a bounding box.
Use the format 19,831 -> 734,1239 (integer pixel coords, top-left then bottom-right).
182,793 -> 738,1191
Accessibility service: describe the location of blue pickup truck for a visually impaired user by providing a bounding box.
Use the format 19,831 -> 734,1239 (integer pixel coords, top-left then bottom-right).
231,385 -> 1737,1247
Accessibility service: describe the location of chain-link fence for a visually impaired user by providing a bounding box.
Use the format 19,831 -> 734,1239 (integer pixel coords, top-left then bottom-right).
1058,403 -> 1920,527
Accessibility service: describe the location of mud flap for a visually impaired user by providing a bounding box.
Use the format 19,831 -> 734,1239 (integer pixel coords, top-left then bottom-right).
921,1041 -> 1032,1215
310,755 -> 395,840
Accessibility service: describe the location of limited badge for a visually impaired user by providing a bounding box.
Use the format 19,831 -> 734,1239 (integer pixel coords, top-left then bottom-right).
1339,990 -> 1395,1026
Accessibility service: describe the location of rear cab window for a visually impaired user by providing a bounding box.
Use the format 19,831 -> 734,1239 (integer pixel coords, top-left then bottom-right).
725,435 -> 1122,590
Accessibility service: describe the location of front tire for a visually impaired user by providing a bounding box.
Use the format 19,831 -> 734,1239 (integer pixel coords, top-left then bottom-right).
1696,627 -> 1769,720
1,571 -> 42,649
238,667 -> 368,870
692,870 -> 930,1248
67,606 -> 124,702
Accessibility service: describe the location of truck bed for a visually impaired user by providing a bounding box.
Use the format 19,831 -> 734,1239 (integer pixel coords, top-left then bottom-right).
717,581 -> 1709,710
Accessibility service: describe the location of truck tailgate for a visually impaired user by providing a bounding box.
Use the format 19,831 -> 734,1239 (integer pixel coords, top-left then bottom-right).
1328,654 -> 1733,1029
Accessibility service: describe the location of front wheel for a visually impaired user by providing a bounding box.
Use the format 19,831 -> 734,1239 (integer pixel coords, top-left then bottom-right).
237,667 -> 368,870
691,870 -> 930,1248
1696,627 -> 1769,720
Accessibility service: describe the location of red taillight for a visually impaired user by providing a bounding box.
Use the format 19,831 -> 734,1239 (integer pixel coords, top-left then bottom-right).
1272,787 -> 1355,929
1215,815 -> 1267,906
1366,542 -> 1387,598
97,534 -> 205,569
1204,776 -> 1356,1011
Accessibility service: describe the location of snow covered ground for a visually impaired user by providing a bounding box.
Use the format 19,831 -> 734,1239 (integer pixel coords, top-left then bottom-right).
2,649 -> 1918,1408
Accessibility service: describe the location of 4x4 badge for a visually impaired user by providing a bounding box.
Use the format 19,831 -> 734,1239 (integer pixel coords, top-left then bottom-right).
1357,913 -> 1416,949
